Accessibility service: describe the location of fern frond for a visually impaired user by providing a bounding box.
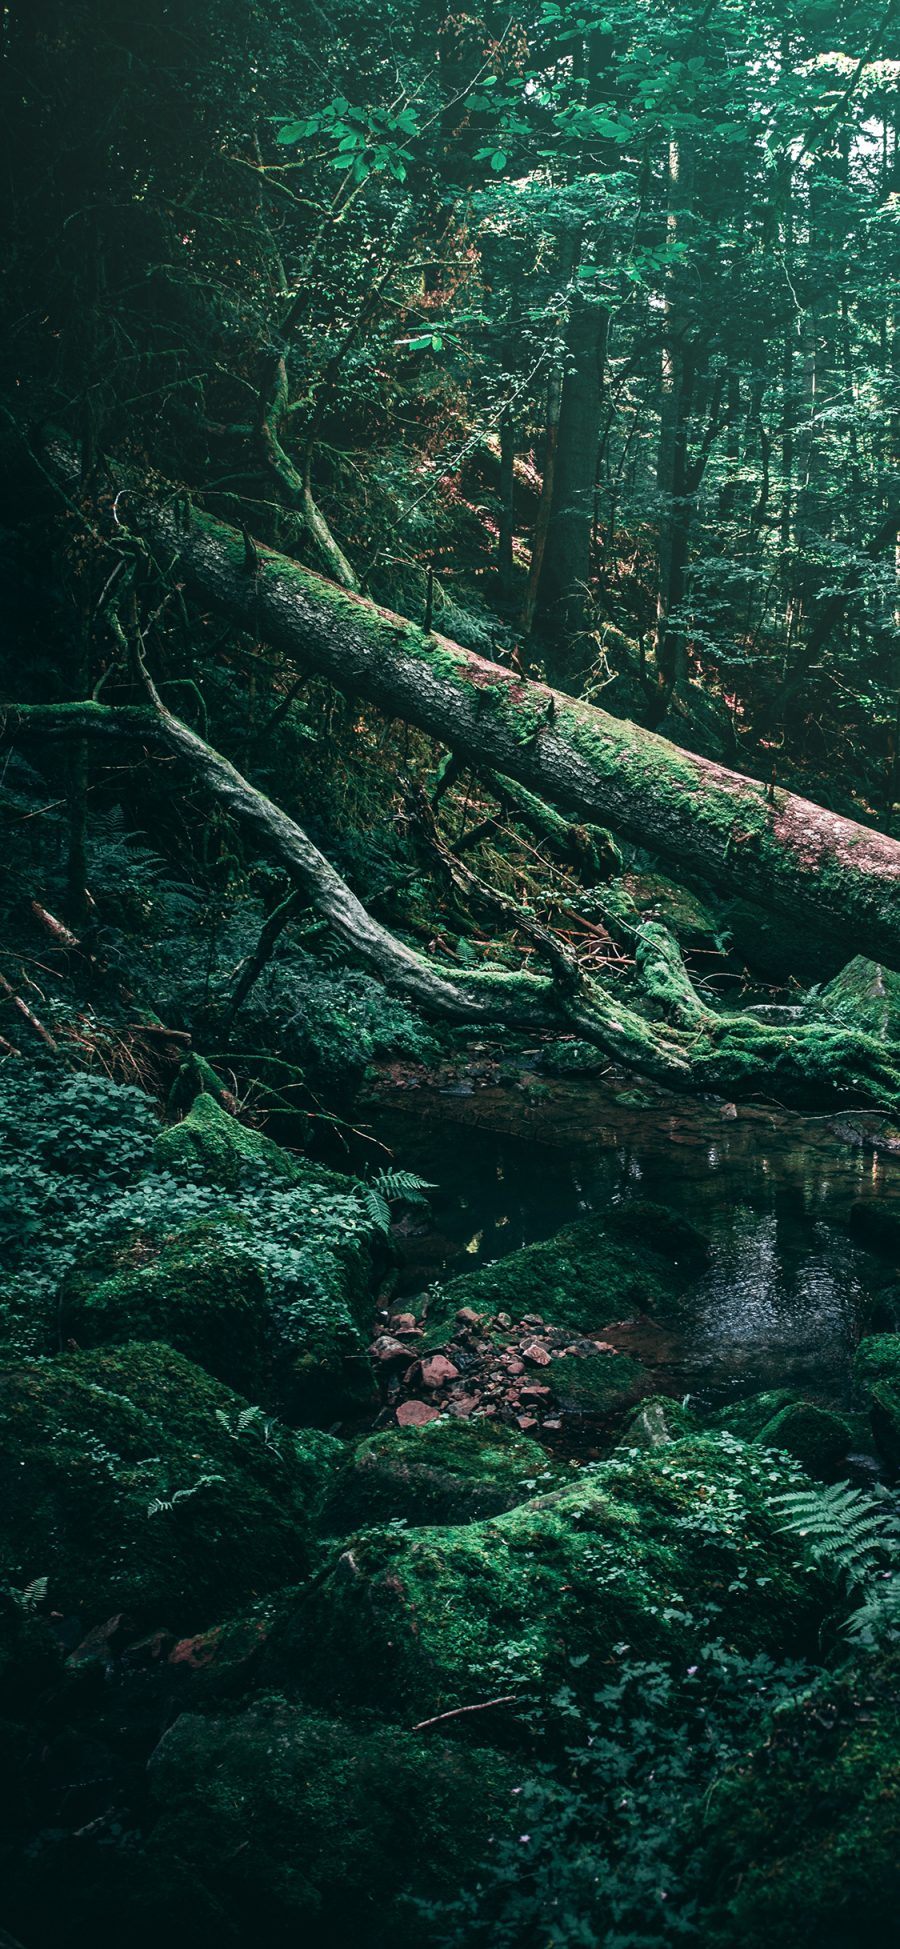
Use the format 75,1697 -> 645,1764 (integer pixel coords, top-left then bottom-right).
360,1186 -> 392,1235
776,1481 -> 900,1590
370,1168 -> 437,1205
845,1574 -> 900,1648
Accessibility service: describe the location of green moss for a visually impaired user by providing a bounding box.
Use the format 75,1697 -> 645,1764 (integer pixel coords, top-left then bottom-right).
617,872 -> 722,948
63,1220 -> 270,1393
0,1341 -> 330,1628
754,1401 -> 852,1477
275,1434 -> 829,1729
146,1696 -> 520,1948
714,1393 -> 852,1475
713,1391 -> 800,1441
618,1394 -> 699,1449
545,1349 -> 646,1421
323,1417 -> 557,1531
153,1092 -> 306,1189
818,957 -> 900,1044
430,1201 -> 706,1338
854,1333 -> 900,1466
699,1654 -> 900,1949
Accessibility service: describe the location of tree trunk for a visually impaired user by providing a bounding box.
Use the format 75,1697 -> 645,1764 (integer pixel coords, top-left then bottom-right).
12,435 -> 900,969
113,490 -> 900,970
534,294 -> 608,679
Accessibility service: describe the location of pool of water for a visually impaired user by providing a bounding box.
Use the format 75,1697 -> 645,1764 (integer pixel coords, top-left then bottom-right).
359,1067 -> 900,1413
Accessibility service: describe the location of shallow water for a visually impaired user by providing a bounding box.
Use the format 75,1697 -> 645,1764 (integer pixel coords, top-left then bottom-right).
361,1069 -> 900,1412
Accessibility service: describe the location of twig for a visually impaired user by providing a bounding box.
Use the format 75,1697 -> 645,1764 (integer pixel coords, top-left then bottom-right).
411,1694 -> 519,1734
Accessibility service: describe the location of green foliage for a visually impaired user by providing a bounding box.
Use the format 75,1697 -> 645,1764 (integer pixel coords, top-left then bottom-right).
776,1480 -> 900,1648
426,1642 -> 815,1949
361,1165 -> 436,1235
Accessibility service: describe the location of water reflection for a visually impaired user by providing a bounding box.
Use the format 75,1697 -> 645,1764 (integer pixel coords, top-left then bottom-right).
366,1074 -> 900,1407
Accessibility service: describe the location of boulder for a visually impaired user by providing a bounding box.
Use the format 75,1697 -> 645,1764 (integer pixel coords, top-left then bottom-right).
0,1341 -> 337,1629
146,1697 -> 520,1948
322,1417 -> 557,1530
272,1434 -> 830,1730
698,1653 -> 900,1948
153,1091 -> 306,1188
63,1220 -> 270,1394
428,1200 -> 708,1339
754,1400 -> 852,1477
618,1394 -> 698,1450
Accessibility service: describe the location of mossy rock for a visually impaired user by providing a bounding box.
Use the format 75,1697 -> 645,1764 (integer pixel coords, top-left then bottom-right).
754,1401 -> 852,1477
713,1390 -> 799,1442
545,1348 -> 646,1422
854,1333 -> 900,1467
273,1434 -> 828,1730
146,1696 -> 520,1949
849,1200 -> 900,1262
698,1654 -> 900,1949
149,1097 -> 380,1416
0,1342 -> 336,1629
817,956 -> 900,1045
322,1417 -> 557,1531
153,1092 -> 307,1189
431,1201 -> 707,1337
619,871 -> 721,948
618,1394 -> 699,1449
63,1221 -> 270,1394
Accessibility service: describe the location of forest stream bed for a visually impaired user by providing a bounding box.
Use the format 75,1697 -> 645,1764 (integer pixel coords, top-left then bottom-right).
361,1055 -> 900,1420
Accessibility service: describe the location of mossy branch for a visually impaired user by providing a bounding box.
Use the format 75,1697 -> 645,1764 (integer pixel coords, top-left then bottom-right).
7,696 -> 900,1116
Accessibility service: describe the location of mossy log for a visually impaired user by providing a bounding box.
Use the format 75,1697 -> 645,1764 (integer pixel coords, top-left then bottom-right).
8,693 -> 900,1115
107,485 -> 900,970
8,431 -> 900,966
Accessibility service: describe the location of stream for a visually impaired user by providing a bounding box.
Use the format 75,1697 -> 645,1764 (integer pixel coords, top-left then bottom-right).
358,1061 -> 900,1417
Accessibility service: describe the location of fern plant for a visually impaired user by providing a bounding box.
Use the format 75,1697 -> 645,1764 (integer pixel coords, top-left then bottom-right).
776,1480 -> 900,1645
360,1166 -> 436,1236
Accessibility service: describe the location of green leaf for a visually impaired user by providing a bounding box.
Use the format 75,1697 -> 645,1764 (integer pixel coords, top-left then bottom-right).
276,122 -> 307,146
490,149 -> 508,172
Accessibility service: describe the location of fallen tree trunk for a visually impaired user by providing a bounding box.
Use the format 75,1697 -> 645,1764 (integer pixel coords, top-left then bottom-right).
112,491 -> 900,970
7,696 -> 900,1116
11,431 -> 900,967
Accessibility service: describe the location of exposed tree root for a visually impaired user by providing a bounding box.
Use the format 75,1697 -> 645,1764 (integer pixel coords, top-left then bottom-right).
7,695 -> 900,1118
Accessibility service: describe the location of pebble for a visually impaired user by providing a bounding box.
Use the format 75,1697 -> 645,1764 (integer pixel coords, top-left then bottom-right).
369,1334 -> 414,1365
396,1399 -> 441,1427
420,1353 -> 460,1388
